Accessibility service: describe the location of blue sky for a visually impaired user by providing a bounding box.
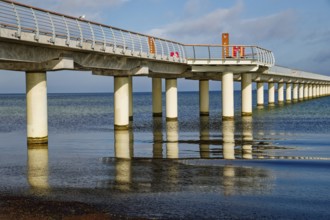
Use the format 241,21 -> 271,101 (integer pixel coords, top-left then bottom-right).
1,0 -> 330,93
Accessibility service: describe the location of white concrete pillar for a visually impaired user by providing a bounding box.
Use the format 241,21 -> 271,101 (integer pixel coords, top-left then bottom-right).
293,83 -> 298,102
128,76 -> 133,121
313,84 -> 317,98
114,76 -> 129,130
317,85 -> 320,97
286,83 -> 292,103
222,72 -> 234,120
199,80 -> 209,116
257,82 -> 264,107
304,83 -> 309,100
268,82 -> 275,106
241,73 -> 252,116
26,71 -> 48,145
166,78 -> 178,121
152,78 -> 162,117
278,83 -> 284,105
299,83 -> 304,101
308,84 -> 313,99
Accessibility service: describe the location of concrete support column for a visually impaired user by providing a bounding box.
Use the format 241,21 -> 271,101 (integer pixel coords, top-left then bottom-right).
313,84 -> 317,98
222,72 -> 234,120
152,78 -> 162,117
299,84 -> 304,101
308,84 -> 313,99
304,83 -> 309,100
257,82 -> 264,107
278,83 -> 284,105
268,82 -> 275,106
114,76 -> 129,130
241,73 -> 252,116
286,83 -> 292,103
26,71 -> 48,145
199,80 -> 209,116
129,76 -> 133,121
317,85 -> 320,97
166,78 -> 178,121
293,83 -> 298,102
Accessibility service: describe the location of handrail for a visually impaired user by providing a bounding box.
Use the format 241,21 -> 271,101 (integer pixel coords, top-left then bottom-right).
184,44 -> 275,67
0,0 -> 275,67
0,0 -> 185,62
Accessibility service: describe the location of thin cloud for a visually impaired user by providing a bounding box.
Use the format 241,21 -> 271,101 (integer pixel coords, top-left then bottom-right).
12,0 -> 129,21
148,1 -> 296,45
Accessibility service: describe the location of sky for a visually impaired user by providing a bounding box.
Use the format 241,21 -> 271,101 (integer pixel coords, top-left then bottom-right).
1,0 -> 330,93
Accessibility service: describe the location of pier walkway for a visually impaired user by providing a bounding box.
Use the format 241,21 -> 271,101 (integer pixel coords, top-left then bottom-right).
0,0 -> 329,145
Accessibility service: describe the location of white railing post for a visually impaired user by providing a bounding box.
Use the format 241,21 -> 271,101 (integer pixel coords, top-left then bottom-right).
11,3 -> 21,38
47,12 -> 55,43
88,22 -> 95,49
30,8 -> 39,41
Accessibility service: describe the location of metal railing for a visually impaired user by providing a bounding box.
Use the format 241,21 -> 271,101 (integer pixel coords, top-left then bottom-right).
269,66 -> 330,81
184,44 -> 275,67
0,0 -> 186,63
0,0 -> 276,68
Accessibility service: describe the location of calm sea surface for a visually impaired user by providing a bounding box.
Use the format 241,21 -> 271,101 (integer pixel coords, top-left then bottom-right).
0,91 -> 330,219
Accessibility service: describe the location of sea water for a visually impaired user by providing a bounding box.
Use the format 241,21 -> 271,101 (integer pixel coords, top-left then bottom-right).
0,91 -> 329,219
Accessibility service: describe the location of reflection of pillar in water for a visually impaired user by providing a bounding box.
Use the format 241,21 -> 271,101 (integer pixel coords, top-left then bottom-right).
27,145 -> 49,189
223,165 -> 235,196
166,120 -> 179,159
153,117 -> 163,158
242,116 -> 253,159
222,120 -> 235,159
199,116 -> 210,158
114,130 -> 132,191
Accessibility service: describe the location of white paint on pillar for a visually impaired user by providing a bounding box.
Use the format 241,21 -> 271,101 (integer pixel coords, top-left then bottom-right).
278,83 -> 284,105
304,83 -> 309,100
128,76 -> 133,121
299,84 -> 304,101
114,76 -> 129,130
199,80 -> 209,116
257,82 -> 264,107
286,83 -> 292,103
152,78 -> 162,117
241,73 -> 252,116
293,83 -> 298,101
309,84 -> 313,99
222,72 -> 234,120
313,84 -> 317,98
268,82 -> 275,106
166,78 -> 178,121
26,71 -> 48,144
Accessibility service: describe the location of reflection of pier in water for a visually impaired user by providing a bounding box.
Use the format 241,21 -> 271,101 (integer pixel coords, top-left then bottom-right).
97,118 -> 276,194
26,116 -> 328,194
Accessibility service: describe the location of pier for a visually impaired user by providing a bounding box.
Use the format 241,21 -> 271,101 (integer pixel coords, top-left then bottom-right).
0,0 -> 330,146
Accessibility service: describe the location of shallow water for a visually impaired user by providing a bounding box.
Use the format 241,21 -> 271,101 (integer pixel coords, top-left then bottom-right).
0,92 -> 330,219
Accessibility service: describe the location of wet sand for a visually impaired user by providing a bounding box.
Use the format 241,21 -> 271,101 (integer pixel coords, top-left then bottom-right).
0,195 -> 117,220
